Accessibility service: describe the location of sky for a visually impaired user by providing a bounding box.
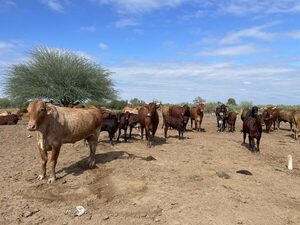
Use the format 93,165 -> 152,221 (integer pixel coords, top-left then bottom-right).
0,0 -> 300,105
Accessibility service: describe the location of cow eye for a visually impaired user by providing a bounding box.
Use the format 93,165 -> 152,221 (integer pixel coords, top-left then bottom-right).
40,108 -> 45,112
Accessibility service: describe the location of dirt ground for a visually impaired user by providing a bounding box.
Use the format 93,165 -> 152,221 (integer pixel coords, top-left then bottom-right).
0,114 -> 299,225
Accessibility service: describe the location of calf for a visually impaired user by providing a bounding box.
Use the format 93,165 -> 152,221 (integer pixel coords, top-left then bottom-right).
227,112 -> 237,132
0,114 -> 20,125
262,107 -> 279,133
164,115 -> 188,139
242,115 -> 262,152
128,113 -> 140,138
116,112 -> 130,142
190,103 -> 205,131
101,114 -> 119,145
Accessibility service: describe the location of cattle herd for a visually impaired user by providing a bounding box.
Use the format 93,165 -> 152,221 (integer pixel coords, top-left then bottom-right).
0,99 -> 299,184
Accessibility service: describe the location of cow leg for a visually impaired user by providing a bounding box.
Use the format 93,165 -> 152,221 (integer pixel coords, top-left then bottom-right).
48,145 -> 61,184
109,131 -> 114,145
37,145 -> 48,180
289,122 -> 293,131
140,127 -> 144,140
191,119 -> 193,130
124,128 -> 128,142
164,126 -> 168,139
256,137 -> 261,152
86,132 -> 99,169
117,128 -> 121,142
243,132 -> 246,145
129,126 -> 133,138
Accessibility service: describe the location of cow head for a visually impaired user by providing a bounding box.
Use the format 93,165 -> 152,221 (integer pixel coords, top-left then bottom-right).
27,100 -> 52,131
146,103 -> 157,117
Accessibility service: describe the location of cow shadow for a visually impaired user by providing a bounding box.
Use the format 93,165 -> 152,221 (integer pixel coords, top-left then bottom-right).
58,151 -> 156,178
241,143 -> 259,153
165,135 -> 190,140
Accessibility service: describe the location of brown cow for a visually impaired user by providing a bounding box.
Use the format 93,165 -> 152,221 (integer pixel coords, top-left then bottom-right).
262,107 -> 279,133
190,103 -> 205,131
0,114 -> 20,125
27,100 -> 103,184
161,105 -> 170,128
277,109 -> 296,131
292,111 -> 300,140
227,112 -> 237,132
138,102 -> 159,147
169,104 -> 190,130
242,115 -> 263,152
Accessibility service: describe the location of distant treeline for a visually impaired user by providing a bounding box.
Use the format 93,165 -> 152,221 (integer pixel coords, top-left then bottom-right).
1,97 -> 299,113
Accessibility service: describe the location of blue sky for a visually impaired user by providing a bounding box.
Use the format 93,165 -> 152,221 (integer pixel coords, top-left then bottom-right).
1,0 -> 300,105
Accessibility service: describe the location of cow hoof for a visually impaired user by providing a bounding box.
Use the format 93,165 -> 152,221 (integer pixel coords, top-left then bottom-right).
37,174 -> 45,180
47,177 -> 56,184
89,160 -> 96,169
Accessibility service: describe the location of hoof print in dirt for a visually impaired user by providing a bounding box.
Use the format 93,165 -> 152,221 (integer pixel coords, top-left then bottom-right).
236,170 -> 253,176
216,171 -> 230,179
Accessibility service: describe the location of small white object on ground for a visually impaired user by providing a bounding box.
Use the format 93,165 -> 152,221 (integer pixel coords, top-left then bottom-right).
287,155 -> 293,170
75,206 -> 86,216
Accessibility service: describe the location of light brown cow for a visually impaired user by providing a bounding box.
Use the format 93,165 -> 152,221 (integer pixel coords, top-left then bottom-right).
0,110 -> 11,116
161,105 -> 170,128
27,100 -> 103,184
292,111 -> 300,140
190,103 -> 205,131
122,105 -> 142,115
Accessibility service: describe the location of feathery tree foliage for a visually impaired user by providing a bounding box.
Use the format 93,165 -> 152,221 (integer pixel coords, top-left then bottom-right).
4,47 -> 117,106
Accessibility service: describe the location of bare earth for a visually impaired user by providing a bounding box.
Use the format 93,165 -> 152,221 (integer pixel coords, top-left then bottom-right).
0,115 -> 299,225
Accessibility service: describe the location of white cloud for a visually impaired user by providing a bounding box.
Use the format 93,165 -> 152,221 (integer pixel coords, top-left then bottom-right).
0,41 -> 15,51
220,24 -> 277,45
41,0 -> 64,12
95,0 -> 186,14
109,60 -> 300,104
198,44 -> 267,56
98,42 -> 108,49
80,26 -> 96,32
75,51 -> 96,61
115,18 -> 139,28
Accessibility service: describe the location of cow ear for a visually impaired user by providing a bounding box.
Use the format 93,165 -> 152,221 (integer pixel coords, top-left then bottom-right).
46,105 -> 54,115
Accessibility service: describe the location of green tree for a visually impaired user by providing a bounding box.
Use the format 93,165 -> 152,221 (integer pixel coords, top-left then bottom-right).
129,98 -> 145,106
107,99 -> 128,110
239,101 -> 253,109
4,46 -> 117,106
227,98 -> 237,106
193,96 -> 206,105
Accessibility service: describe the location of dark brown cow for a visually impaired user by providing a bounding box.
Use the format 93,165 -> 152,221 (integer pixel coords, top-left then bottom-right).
262,107 -> 279,133
190,103 -> 205,131
242,115 -> 263,152
128,113 -> 140,138
227,112 -> 237,132
215,104 -> 227,132
241,106 -> 259,122
116,112 -> 130,142
169,104 -> 190,130
164,115 -> 188,139
0,114 -> 20,125
138,102 -> 159,147
27,100 -> 103,184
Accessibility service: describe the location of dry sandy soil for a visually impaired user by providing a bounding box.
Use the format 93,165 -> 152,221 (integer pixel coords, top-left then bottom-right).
0,114 -> 299,225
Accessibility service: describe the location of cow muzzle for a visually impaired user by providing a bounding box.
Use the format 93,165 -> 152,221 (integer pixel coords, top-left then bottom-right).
27,124 -> 37,131
147,113 -> 151,117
